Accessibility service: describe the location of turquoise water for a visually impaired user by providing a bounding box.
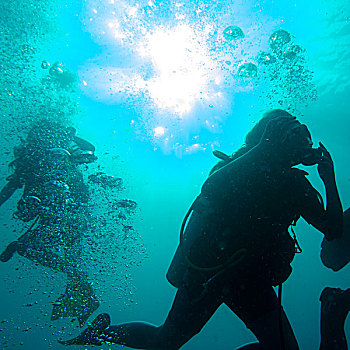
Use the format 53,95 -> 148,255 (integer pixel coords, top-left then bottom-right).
0,0 -> 349,349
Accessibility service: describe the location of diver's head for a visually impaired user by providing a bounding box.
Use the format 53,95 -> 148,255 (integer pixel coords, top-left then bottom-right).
210,109 -> 319,175
245,109 -> 294,147
248,109 -> 319,166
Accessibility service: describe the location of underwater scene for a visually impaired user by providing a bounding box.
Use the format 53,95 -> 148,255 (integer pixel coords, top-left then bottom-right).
0,0 -> 349,349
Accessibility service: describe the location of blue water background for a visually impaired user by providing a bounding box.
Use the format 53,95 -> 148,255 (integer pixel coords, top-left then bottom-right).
0,0 -> 349,349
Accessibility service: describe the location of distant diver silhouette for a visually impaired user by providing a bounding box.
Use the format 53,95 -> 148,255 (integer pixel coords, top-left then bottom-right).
0,119 -> 99,326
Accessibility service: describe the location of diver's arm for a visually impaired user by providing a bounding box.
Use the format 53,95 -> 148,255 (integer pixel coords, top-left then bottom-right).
313,181 -> 343,240
73,136 -> 95,152
317,143 -> 343,239
0,178 -> 20,207
301,144 -> 343,240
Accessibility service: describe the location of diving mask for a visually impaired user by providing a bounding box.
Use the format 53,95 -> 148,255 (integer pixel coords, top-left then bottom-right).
284,122 -> 321,166
301,147 -> 324,166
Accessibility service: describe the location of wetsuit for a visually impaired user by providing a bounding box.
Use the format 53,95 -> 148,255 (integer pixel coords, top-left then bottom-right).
0,131 -> 99,325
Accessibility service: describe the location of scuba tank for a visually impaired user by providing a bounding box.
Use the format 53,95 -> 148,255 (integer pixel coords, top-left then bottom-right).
167,194 -> 247,288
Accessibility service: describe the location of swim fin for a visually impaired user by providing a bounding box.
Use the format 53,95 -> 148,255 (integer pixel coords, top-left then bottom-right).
51,278 -> 100,326
58,313 -> 110,346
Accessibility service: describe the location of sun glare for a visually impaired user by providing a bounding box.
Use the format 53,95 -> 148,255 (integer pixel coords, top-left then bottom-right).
81,1 -> 229,152
154,126 -> 165,137
138,24 -> 215,115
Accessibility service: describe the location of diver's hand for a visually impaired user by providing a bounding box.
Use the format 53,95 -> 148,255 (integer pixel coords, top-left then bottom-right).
317,142 -> 335,183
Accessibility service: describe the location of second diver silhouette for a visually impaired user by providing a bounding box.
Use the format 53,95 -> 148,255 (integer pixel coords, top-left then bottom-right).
0,119 -> 99,326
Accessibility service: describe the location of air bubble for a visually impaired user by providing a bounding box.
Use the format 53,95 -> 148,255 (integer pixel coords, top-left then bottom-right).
256,51 -> 276,65
41,60 -> 50,69
238,63 -> 258,77
269,29 -> 292,57
223,26 -> 244,40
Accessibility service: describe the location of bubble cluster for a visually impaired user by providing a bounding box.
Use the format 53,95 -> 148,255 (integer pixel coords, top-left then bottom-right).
255,29 -> 317,111
218,24 -> 317,111
84,163 -> 147,300
0,0 -> 77,139
0,0 -> 147,347
256,51 -> 276,65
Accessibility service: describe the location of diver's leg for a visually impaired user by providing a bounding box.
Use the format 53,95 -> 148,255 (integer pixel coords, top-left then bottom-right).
100,284 -> 221,350
224,282 -> 299,350
0,220 -> 42,263
59,277 -> 223,349
245,308 -> 298,350
16,229 -> 98,325
14,227 -> 82,276
16,240 -> 78,275
58,313 -> 111,346
320,287 -> 350,350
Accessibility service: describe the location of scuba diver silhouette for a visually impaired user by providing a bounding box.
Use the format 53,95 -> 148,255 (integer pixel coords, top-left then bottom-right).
0,119 -> 99,326
59,109 -> 344,349
41,60 -> 77,87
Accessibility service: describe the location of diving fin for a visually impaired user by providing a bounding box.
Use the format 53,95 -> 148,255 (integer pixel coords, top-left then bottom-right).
58,313 -> 110,346
51,278 -> 100,326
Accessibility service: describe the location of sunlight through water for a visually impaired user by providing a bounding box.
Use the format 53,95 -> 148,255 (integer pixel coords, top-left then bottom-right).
78,0 -> 318,155
1,0 -> 350,349
137,23 -> 216,115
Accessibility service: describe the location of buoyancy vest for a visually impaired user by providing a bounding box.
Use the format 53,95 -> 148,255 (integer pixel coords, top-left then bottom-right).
167,166 -> 307,288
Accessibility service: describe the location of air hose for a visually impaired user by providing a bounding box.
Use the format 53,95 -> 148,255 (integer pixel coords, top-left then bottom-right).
179,196 -> 247,273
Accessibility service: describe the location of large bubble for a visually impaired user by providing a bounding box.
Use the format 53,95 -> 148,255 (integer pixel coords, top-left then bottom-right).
223,25 -> 245,40
238,63 -> 258,77
282,43 -> 304,61
269,29 -> 292,57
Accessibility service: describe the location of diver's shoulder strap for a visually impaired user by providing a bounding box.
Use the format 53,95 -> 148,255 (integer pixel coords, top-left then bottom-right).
179,194 -> 247,273
191,194 -> 215,215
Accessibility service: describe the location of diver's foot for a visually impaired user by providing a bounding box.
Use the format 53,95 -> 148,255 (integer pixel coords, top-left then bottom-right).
0,241 -> 18,262
51,280 -> 100,326
320,287 -> 350,323
58,313 -> 111,346
77,294 -> 100,327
